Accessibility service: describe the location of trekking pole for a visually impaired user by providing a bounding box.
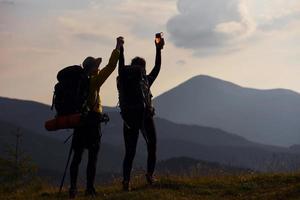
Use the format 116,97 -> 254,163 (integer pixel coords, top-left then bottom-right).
59,141 -> 73,193
64,133 -> 73,144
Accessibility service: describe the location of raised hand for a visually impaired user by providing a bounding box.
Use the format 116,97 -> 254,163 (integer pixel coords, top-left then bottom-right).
155,32 -> 165,50
116,36 -> 124,50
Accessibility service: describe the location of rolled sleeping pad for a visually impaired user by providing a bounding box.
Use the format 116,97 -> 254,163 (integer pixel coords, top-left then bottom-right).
45,113 -> 81,131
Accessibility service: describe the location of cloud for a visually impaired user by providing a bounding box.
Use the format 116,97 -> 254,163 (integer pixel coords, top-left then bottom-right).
0,0 -> 15,5
166,0 -> 300,56
55,7 -> 124,47
176,59 -> 186,66
166,0 -> 256,56
74,32 -> 112,44
256,0 -> 300,32
114,0 -> 176,39
259,13 -> 300,31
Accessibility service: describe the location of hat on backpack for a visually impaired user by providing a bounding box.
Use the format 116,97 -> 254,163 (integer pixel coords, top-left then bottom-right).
82,56 -> 102,71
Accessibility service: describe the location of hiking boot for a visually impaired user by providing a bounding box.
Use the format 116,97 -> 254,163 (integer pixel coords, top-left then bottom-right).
85,187 -> 97,197
146,173 -> 156,185
122,181 -> 131,192
69,188 -> 77,199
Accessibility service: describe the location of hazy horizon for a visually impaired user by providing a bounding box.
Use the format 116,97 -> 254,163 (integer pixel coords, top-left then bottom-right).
1,0 -> 300,106
2,74 -> 300,107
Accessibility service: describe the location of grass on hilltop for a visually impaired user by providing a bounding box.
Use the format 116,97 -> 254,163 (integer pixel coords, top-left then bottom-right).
1,173 -> 300,200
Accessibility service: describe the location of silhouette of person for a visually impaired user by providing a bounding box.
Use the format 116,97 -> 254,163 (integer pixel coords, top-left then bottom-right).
117,34 -> 164,191
69,37 -> 123,198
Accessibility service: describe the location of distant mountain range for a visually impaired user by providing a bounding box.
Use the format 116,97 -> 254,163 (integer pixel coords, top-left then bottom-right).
154,75 -> 300,147
1,96 -> 300,175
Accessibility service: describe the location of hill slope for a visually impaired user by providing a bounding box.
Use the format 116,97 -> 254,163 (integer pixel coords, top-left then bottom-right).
0,120 -> 145,177
1,96 -> 300,172
154,75 -> 300,146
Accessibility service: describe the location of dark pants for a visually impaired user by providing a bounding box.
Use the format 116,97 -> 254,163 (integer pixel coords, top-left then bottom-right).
123,116 -> 157,182
70,112 -> 101,189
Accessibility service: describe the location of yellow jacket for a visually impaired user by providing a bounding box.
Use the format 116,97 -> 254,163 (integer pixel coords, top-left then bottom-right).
87,49 -> 120,113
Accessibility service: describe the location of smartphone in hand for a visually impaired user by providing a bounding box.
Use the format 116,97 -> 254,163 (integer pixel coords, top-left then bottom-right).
155,32 -> 164,49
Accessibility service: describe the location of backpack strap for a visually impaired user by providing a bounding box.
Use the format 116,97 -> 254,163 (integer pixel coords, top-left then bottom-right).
92,93 -> 99,113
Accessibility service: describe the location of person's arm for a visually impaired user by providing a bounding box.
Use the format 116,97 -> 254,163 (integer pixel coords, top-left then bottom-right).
147,47 -> 162,86
93,37 -> 123,88
94,48 -> 120,88
118,45 -> 125,75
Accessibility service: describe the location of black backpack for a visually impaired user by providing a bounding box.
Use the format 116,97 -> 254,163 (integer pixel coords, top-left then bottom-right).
52,65 -> 90,116
117,66 -> 153,115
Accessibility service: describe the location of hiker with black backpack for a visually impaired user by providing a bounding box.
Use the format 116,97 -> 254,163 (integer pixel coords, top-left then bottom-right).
117,33 -> 165,191
67,37 -> 123,198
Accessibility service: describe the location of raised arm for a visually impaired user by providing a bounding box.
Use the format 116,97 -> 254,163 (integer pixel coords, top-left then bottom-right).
118,44 -> 125,75
147,44 -> 163,86
94,48 -> 120,88
93,37 -> 123,88
147,33 -> 164,86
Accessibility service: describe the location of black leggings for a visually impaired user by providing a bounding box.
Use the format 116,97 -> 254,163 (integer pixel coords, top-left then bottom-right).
70,144 -> 100,189
123,116 -> 157,182
70,112 -> 101,189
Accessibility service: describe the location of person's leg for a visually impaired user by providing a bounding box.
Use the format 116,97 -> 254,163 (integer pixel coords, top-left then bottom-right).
143,117 -> 157,182
122,123 -> 139,183
85,113 -> 101,195
69,126 -> 86,198
70,147 -> 84,190
86,143 -> 100,190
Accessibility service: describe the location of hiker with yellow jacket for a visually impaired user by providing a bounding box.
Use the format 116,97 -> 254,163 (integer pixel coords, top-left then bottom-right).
69,37 -> 123,199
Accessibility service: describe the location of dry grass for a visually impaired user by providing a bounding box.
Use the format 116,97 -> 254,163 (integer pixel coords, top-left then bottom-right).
1,173 -> 300,200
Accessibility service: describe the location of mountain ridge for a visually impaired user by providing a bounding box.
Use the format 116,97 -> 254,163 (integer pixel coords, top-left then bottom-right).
181,75 -> 300,95
154,75 -> 300,146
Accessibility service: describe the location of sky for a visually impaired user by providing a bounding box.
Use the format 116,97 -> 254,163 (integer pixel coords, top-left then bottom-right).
1,0 -> 300,106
